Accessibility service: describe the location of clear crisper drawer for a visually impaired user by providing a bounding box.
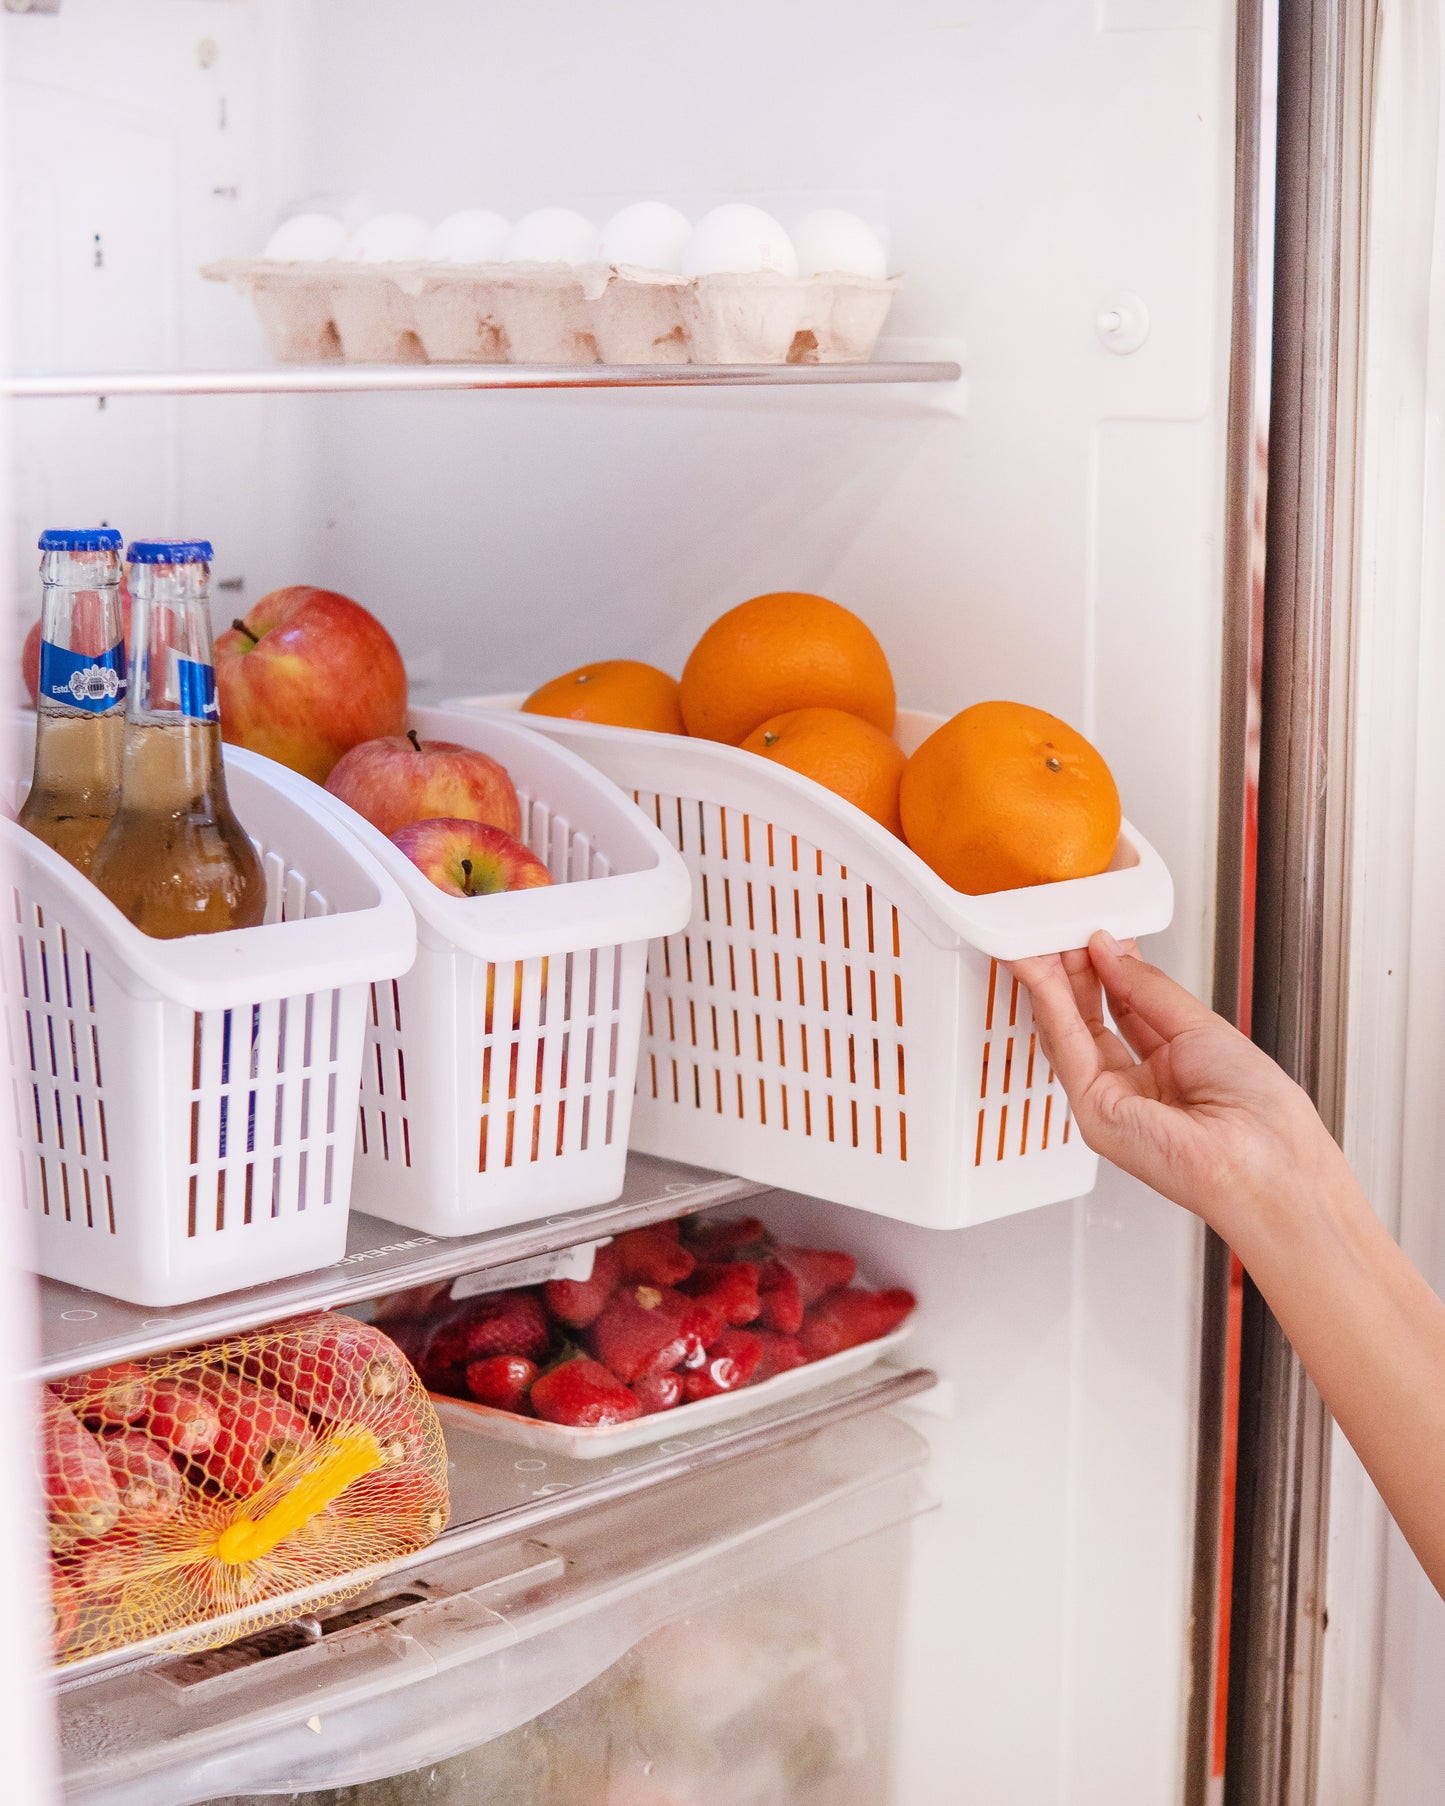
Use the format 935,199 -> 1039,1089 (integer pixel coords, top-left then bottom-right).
58,1411 -> 931,1806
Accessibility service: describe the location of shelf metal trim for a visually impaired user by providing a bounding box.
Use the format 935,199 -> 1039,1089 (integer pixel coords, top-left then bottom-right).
34,1155 -> 768,1381
3,360 -> 962,400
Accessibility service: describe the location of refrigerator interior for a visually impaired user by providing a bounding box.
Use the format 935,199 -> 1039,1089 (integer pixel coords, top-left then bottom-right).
4,1 -> 1239,1801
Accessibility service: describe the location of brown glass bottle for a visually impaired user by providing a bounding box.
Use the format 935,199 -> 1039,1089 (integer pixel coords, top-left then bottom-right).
17,529 -> 127,875
90,539 -> 267,939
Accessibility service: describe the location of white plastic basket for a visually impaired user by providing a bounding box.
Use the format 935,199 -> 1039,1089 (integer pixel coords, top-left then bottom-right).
448,698 -> 1174,1229
310,707 -> 692,1236
2,736 -> 416,1305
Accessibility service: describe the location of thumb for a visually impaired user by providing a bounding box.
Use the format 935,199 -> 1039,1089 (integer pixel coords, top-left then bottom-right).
1088,931 -> 1215,1043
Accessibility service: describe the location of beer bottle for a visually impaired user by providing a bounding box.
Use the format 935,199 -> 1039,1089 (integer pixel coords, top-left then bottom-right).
18,527 -> 128,875
90,539 -> 267,938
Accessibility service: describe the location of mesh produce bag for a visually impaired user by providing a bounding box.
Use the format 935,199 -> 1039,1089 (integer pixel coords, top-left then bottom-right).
41,1312 -> 449,1666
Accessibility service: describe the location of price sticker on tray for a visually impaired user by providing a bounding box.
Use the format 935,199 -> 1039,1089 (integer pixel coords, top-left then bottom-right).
449,1239 -> 609,1301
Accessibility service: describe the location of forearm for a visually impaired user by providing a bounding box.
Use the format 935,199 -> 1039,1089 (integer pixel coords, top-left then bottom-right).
1220,1165 -> 1445,1599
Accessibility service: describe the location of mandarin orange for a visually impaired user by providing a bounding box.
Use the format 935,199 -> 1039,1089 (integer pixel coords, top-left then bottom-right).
899,701 -> 1120,894
678,592 -> 896,745
740,708 -> 905,835
521,660 -> 684,735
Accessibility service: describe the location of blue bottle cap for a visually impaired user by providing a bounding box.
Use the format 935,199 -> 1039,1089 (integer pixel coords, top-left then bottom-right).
38,527 -> 123,552
126,538 -> 214,565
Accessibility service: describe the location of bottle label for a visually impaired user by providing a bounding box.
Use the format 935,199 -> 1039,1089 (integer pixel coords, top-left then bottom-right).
170,651 -> 221,723
39,639 -> 126,713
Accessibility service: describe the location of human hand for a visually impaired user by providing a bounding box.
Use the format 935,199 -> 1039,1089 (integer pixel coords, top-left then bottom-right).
1010,931 -> 1348,1238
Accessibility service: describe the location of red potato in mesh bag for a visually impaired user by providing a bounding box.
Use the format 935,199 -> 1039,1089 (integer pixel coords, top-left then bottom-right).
99,1426 -> 185,1528
48,1562 -> 81,1656
48,1313 -> 450,1669
51,1361 -> 152,1427
240,1314 -> 411,1423
138,1375 -> 224,1456
179,1370 -> 317,1496
41,1392 -> 122,1550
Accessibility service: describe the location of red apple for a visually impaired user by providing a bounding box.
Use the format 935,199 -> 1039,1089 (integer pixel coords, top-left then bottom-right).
389,817 -> 551,897
326,732 -> 522,840
215,587 -> 407,783
23,584 -> 133,707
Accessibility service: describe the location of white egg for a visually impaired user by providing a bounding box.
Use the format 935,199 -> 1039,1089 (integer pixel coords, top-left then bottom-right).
681,204 -> 798,279
426,209 -> 512,263
600,202 -> 692,273
791,209 -> 889,280
262,213 -> 348,262
503,208 -> 602,265
342,213 -> 431,263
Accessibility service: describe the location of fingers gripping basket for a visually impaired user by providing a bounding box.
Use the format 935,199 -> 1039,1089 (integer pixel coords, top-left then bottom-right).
2,734 -> 416,1305
313,707 -> 692,1235
41,1312 -> 449,1668
448,701 -> 1174,1229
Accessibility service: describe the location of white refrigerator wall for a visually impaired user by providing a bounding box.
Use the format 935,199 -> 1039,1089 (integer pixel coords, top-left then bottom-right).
3,2 -> 1238,1801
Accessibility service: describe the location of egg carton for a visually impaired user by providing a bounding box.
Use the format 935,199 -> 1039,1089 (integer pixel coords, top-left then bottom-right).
201,260 -> 901,366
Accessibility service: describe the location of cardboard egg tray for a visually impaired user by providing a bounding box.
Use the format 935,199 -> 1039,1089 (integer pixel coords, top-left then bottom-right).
201,260 -> 901,366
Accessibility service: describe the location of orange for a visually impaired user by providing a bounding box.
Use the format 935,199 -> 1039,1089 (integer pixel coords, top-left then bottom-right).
899,701 -> 1121,894
740,708 -> 906,835
521,660 -> 684,735
679,592 -> 896,745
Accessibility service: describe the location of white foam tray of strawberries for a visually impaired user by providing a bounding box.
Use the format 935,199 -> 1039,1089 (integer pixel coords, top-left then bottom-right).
428,1316 -> 913,1459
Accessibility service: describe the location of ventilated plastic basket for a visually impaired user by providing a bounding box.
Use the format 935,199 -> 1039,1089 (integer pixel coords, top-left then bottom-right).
448,699 -> 1174,1229
2,734 -> 416,1306
310,707 -> 691,1236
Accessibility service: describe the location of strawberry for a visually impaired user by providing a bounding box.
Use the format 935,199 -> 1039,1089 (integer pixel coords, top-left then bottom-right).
613,1226 -> 696,1286
631,1369 -> 683,1414
682,1215 -> 770,1260
531,1355 -> 641,1428
98,1426 -> 185,1527
181,1371 -> 316,1495
421,1291 -> 552,1369
246,1313 -> 411,1424
589,1286 -> 721,1383
681,1330 -> 763,1401
684,1260 -> 761,1326
775,1244 -> 857,1306
752,1330 -> 809,1381
800,1287 -> 915,1359
138,1375 -> 223,1455
40,1392 -> 121,1550
51,1361 -> 151,1428
465,1355 -> 537,1413
543,1241 -> 623,1328
756,1258 -> 804,1334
